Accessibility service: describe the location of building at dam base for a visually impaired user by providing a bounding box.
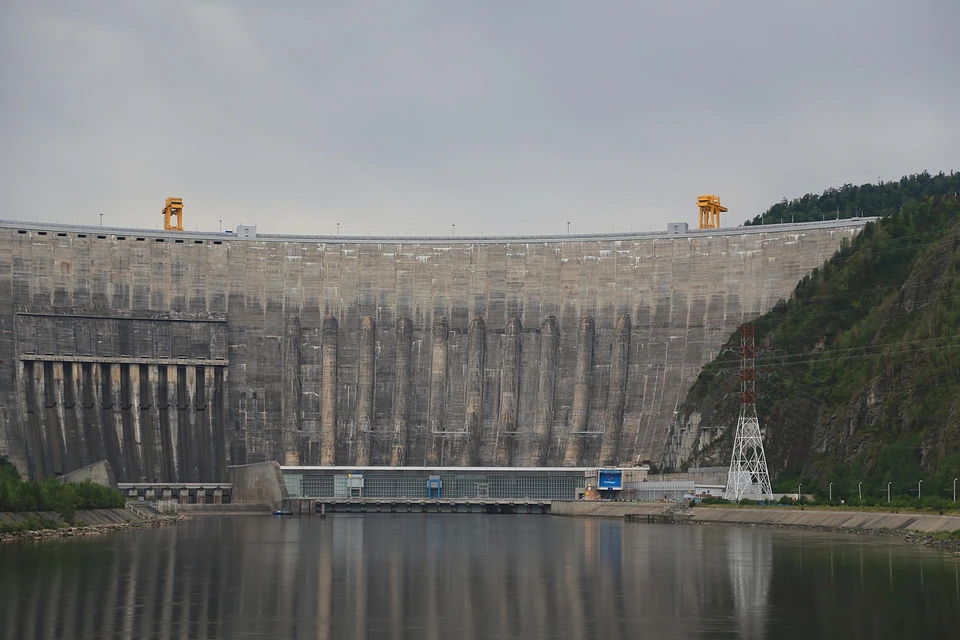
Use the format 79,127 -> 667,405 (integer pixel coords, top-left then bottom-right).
0,218 -> 871,482
282,466 -> 594,502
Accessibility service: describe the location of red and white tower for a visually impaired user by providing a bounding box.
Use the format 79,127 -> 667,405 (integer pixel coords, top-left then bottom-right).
725,325 -> 773,500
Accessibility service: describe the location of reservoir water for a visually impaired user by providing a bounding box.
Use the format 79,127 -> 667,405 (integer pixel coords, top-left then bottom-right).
1,515 -> 957,639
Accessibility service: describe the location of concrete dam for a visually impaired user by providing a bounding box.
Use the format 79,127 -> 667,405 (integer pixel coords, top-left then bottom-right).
0,218 -> 869,482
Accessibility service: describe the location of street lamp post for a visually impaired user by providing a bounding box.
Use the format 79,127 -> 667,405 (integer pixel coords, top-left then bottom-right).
887,482 -> 892,503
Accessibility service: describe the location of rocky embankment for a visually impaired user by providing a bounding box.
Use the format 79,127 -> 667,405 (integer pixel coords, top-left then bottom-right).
688,513 -> 960,554
552,502 -> 960,553
1,514 -> 187,544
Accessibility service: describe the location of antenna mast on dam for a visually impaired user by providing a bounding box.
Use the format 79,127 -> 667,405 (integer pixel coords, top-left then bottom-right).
725,325 -> 773,500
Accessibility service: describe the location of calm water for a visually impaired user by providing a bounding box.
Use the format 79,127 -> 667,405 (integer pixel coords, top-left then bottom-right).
1,515 -> 958,640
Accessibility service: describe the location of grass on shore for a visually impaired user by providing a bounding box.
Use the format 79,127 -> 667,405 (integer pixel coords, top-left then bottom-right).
0,517 -> 68,535
930,530 -> 960,541
694,502 -> 960,517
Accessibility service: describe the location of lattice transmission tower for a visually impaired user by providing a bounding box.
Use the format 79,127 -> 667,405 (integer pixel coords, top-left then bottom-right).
725,325 -> 773,501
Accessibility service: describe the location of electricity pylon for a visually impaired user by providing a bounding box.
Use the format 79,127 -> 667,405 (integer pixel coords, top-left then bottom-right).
725,325 -> 773,501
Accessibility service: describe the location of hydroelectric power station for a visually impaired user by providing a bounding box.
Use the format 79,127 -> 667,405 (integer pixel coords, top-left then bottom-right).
0,216 -> 869,483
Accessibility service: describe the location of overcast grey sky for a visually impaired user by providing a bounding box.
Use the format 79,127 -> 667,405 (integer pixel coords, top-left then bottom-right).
2,1 -> 958,236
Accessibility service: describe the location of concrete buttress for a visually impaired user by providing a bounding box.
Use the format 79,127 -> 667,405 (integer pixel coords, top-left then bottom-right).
0,219 -> 869,479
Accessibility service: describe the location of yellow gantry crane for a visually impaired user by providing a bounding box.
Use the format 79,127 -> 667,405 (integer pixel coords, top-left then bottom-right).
697,194 -> 727,229
162,197 -> 184,231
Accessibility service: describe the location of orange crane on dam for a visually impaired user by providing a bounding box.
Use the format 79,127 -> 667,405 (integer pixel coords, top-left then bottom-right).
162,197 -> 184,231
697,194 -> 727,229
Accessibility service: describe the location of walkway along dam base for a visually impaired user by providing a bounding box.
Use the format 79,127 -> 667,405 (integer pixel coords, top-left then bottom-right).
0,219 -> 870,482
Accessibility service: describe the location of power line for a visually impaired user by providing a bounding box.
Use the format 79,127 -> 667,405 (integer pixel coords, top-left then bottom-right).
735,340 -> 960,372
707,333 -> 960,372
768,288 -> 960,324
787,278 -> 938,306
709,334 -> 960,366
762,336 -> 960,365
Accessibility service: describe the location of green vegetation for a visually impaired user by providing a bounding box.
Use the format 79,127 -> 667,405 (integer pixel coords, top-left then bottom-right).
695,494 -> 959,515
0,517 -> 62,536
931,530 -> 960,541
0,456 -> 125,525
680,186 -> 960,500
763,495 -> 958,513
744,171 -> 960,225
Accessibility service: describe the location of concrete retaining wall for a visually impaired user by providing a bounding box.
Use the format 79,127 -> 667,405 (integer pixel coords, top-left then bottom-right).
60,460 -> 116,487
175,503 -> 271,515
690,506 -> 960,533
551,501 -> 670,518
0,507 -> 153,526
0,219 -> 868,479
551,501 -> 960,533
228,461 -> 287,511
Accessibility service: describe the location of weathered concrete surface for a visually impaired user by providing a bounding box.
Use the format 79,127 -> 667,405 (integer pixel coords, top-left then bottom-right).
228,462 -> 287,511
0,507 -> 157,526
0,508 -> 184,544
0,219 -> 870,480
551,501 -> 671,518
689,506 -> 960,533
655,467 -> 729,486
552,502 -> 960,533
59,460 -> 116,487
174,503 -> 271,515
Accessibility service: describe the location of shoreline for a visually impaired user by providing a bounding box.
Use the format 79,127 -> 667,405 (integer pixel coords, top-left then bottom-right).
551,501 -> 960,554
0,514 -> 188,544
684,517 -> 960,554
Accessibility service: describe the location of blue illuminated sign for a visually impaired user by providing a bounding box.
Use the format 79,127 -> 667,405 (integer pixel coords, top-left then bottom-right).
598,469 -> 623,490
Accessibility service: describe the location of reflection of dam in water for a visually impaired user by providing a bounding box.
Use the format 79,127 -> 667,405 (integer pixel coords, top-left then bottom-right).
2,517 -> 957,639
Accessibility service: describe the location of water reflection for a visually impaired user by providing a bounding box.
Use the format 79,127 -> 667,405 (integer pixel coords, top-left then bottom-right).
728,529 -> 772,639
0,515 -> 957,640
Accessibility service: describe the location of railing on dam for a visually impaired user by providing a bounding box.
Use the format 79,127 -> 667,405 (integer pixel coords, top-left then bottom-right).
281,466 -> 589,501
0,216 -> 878,480
0,217 -> 877,245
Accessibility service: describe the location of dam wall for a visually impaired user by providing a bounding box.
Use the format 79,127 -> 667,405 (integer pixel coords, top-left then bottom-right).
0,219 -> 869,481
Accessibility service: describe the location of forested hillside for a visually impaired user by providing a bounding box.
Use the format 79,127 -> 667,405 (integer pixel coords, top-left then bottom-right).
744,171 -> 960,226
673,191 -> 960,502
